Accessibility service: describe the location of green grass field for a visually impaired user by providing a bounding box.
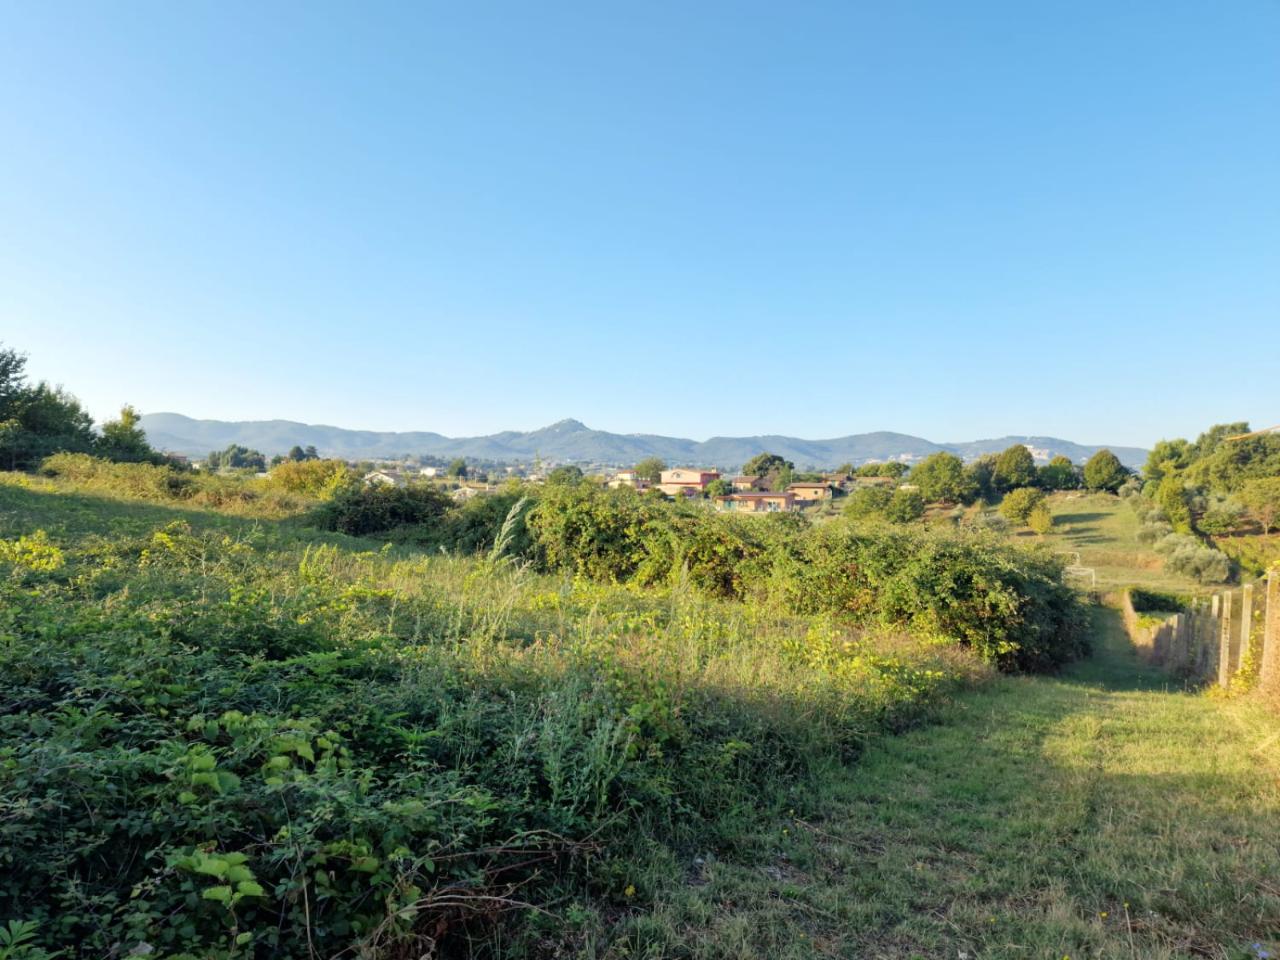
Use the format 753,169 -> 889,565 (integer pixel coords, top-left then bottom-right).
2,473 -> 1275,959
591,609 -> 1280,959
1012,492 -> 1207,595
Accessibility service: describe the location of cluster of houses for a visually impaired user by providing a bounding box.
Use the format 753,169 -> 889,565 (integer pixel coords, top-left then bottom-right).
362,466 -> 502,501
608,467 -> 896,513
356,460 -> 901,512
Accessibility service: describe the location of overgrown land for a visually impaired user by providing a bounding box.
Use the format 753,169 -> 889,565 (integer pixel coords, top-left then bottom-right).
1,344 -> 1278,959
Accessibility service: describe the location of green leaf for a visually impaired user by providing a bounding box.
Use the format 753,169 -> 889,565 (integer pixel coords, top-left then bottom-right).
201,885 -> 233,903
235,880 -> 265,897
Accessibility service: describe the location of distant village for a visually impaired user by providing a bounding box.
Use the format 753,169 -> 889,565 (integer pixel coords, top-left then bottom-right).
181,445 -> 913,513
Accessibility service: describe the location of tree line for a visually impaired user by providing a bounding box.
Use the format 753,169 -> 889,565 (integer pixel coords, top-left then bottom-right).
0,344 -> 163,470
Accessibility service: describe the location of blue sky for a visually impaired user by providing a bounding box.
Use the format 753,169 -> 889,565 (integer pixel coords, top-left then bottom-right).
2,1 -> 1277,447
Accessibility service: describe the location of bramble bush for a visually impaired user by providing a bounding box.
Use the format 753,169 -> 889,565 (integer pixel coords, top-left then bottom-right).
0,504 -> 987,958
518,485 -> 1086,671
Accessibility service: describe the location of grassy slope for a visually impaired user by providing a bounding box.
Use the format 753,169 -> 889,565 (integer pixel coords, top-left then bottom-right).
611,608 -> 1279,959
1013,492 -> 1207,595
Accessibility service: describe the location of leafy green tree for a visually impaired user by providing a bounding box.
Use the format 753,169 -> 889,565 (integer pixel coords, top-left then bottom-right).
885,488 -> 925,523
842,485 -> 892,520
1142,438 -> 1192,484
1082,449 -> 1128,492
998,487 -> 1046,525
1156,476 -> 1193,534
704,478 -> 732,498
993,445 -> 1037,492
1185,431 -> 1280,493
97,405 -> 161,464
909,452 -> 974,504
834,462 -> 854,476
1037,455 -> 1079,491
964,455 -> 998,502
0,344 -> 27,415
207,444 -> 266,472
447,458 -> 468,479
742,452 -> 793,477
1196,502 -> 1246,536
546,465 -> 584,485
285,444 -> 320,462
0,386 -> 95,470
857,461 -> 909,479
1238,477 -> 1280,534
634,457 -> 666,483
1188,422 -> 1250,462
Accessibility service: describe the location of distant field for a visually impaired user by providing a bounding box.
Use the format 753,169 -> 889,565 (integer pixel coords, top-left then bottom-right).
1012,492 -> 1206,595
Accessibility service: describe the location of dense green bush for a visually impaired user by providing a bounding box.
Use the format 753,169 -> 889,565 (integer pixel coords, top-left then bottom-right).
998,487 -> 1045,525
885,488 -> 926,523
267,458 -> 354,497
523,484 -> 1085,671
1164,543 -> 1231,584
0,505 -> 982,958
313,481 -> 454,536
843,484 -> 892,520
1129,587 -> 1190,614
1026,502 -> 1054,534
1135,519 -> 1173,545
1154,533 -> 1231,583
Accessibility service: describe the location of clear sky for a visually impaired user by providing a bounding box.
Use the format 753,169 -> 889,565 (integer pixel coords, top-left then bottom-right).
2,2 -> 1277,448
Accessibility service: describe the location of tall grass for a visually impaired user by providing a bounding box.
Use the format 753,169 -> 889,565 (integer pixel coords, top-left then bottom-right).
0,477 -> 989,958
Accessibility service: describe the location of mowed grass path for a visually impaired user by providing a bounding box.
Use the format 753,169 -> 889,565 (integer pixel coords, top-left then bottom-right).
614,609 -> 1279,960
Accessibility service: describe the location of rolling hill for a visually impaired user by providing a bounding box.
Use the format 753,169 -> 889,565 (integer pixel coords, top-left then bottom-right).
138,413 -> 1148,470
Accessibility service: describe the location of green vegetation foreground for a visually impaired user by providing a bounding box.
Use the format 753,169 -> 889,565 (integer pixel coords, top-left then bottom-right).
0,472 -> 1013,958
2,468 -> 1275,959
625,608 -> 1279,959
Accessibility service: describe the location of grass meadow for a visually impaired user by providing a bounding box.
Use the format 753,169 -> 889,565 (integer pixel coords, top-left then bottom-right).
2,470 -> 1276,959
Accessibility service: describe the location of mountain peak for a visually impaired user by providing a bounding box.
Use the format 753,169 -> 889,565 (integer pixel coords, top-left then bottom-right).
541,418 -> 589,433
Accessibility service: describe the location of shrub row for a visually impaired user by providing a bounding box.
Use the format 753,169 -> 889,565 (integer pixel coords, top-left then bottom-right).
0,515 -> 981,958
507,485 -> 1086,671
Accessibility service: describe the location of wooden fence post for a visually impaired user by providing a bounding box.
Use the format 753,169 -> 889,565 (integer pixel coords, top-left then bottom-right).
1239,582 -> 1254,676
1218,591 -> 1233,689
1261,571 -> 1280,694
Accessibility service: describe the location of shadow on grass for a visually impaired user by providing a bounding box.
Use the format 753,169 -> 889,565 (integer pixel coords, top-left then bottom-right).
1055,511 -> 1116,525
1057,605 -> 1175,693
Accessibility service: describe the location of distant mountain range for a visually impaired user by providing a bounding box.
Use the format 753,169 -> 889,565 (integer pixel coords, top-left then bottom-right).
138,413 -> 1149,470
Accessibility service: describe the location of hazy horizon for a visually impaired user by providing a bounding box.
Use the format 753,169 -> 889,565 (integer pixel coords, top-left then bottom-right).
138,410 -> 1153,452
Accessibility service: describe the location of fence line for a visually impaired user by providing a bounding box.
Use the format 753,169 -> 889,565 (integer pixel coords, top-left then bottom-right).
1120,569 -> 1280,694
